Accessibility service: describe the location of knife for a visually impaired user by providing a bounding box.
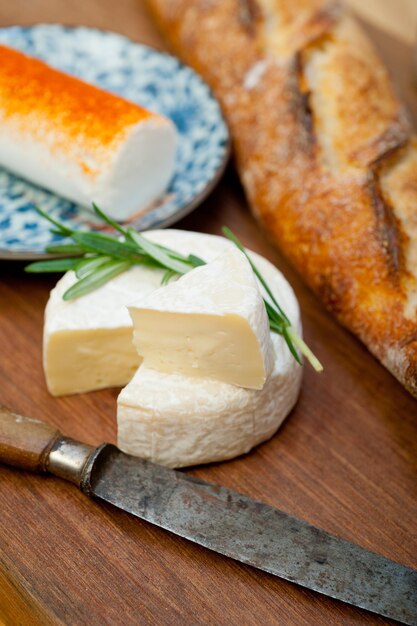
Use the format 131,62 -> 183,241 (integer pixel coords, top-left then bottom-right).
1,406 -> 416,625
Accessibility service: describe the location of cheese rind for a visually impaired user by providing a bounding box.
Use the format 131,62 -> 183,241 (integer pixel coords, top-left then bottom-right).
118,248 -> 302,467
0,44 -> 177,219
128,248 -> 274,389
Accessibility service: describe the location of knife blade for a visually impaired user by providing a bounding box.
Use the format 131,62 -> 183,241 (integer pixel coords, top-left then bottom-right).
1,407 -> 416,625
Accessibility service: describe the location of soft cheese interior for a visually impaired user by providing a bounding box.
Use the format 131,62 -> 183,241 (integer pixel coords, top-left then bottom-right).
128,248 -> 274,389
44,267 -> 154,395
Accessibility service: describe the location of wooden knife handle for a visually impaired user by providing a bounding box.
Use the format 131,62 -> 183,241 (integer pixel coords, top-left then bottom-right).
0,406 -> 99,488
0,405 -> 62,472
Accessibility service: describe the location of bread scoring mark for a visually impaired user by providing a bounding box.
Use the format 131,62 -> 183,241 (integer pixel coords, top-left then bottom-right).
316,273 -> 345,315
255,0 -> 340,59
238,0 -> 261,35
302,3 -> 341,42
299,2 -> 342,48
370,137 -> 409,171
368,171 -> 405,278
353,110 -> 411,168
399,332 -> 417,349
300,16 -> 410,174
286,53 -> 316,154
298,33 -> 341,171
378,140 -> 417,319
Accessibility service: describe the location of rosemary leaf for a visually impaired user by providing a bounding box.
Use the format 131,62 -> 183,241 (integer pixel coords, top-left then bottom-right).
127,228 -> 193,274
72,231 -> 141,259
161,269 -> 178,285
286,327 -> 323,372
264,300 -> 285,331
63,260 -> 132,301
50,228 -> 71,237
25,258 -> 79,273
222,226 -> 323,370
153,244 -> 191,263
188,254 -> 206,267
34,206 -> 73,236
75,255 -> 112,279
93,203 -> 128,236
222,227 -> 290,323
46,243 -> 85,255
282,326 -> 302,365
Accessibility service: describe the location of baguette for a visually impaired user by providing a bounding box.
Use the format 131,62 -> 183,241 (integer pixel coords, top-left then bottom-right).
148,0 -> 417,397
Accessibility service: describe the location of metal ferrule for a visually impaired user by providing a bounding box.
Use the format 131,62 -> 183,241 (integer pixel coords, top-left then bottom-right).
47,436 -> 97,486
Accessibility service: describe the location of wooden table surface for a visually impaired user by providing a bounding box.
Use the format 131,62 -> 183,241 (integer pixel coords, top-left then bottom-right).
0,2 -> 416,625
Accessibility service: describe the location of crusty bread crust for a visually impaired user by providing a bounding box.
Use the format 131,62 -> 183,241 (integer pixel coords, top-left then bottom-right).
148,0 -> 417,396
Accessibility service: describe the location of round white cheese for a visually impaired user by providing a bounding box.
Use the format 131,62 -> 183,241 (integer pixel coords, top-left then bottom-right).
44,228 -> 303,466
117,230 -> 303,468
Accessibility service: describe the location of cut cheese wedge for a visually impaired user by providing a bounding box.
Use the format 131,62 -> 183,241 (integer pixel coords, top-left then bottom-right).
44,230 -> 241,395
118,246 -> 302,467
128,248 -> 274,389
43,268 -> 154,396
0,44 -> 176,219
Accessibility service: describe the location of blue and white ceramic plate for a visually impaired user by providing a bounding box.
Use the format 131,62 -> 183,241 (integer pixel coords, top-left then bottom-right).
0,25 -> 230,259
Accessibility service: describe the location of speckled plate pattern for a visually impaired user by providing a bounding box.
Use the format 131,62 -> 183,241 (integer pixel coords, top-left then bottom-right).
0,25 -> 230,259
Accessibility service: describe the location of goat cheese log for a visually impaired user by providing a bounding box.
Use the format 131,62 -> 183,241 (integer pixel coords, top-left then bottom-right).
147,0 -> 417,397
0,45 -> 176,219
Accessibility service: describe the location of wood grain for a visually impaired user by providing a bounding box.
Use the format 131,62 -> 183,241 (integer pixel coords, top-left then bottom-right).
0,1 -> 416,625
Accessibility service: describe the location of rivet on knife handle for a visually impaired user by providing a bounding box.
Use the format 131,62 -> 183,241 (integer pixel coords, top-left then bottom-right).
0,405 -> 97,486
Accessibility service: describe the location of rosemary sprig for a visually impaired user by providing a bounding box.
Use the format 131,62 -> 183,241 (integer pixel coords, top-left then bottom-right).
221,227 -> 323,371
25,205 -> 323,371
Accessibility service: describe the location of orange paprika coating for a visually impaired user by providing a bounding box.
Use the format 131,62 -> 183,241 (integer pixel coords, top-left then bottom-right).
0,44 -> 156,177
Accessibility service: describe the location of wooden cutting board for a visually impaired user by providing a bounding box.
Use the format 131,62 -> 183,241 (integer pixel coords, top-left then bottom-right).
0,2 -> 416,625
